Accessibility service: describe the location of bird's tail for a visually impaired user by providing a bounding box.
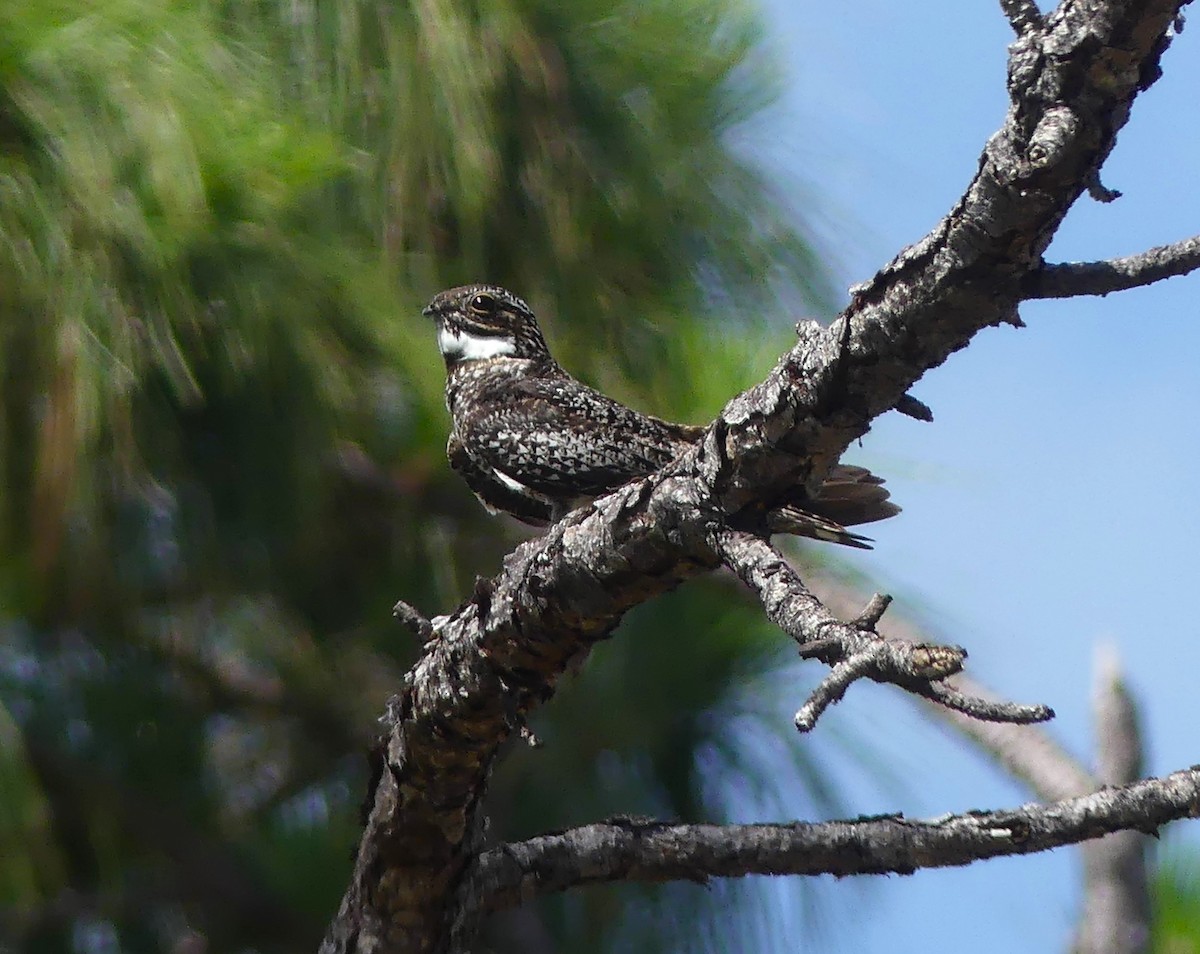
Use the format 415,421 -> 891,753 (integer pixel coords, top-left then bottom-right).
768,464 -> 900,549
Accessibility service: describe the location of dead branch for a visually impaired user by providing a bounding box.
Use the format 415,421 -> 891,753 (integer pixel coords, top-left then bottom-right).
1026,235 -> 1200,299
463,767 -> 1200,917
709,528 -> 1052,730
929,674 -> 1095,801
818,575 -> 1152,952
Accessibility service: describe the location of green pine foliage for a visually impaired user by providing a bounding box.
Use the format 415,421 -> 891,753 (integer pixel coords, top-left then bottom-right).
1153,849 -> 1200,954
0,1 -> 845,950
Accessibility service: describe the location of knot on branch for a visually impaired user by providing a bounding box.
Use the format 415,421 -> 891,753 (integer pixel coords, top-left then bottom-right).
908,643 -> 968,681
1027,106 -> 1082,171
793,598 -> 968,731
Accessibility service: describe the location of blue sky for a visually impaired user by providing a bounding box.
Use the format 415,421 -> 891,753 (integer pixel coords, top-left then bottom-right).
752,1 -> 1200,949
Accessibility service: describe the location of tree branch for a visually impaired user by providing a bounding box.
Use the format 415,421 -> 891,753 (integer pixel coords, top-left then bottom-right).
928,674 -> 1095,800
709,529 -> 1052,730
823,589 -> 1097,799
1025,235 -> 1200,299
462,768 -> 1200,916
393,599 -> 435,643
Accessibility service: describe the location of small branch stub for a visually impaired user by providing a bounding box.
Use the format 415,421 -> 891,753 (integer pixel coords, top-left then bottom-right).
894,393 -> 934,422
854,593 -> 893,629
999,0 -> 1042,36
1086,170 -> 1123,204
392,598 -> 434,642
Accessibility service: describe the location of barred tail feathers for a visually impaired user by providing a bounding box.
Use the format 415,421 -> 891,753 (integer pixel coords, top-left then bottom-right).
767,464 -> 900,548
808,464 -> 900,527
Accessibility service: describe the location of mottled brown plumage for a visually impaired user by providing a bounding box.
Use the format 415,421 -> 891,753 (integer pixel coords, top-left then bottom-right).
424,284 -> 899,547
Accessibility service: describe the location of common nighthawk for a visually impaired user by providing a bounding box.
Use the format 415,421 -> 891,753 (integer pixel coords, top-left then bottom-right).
423,284 -> 898,547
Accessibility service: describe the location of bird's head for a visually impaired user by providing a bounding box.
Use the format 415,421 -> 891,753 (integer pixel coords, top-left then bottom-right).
422,285 -> 553,366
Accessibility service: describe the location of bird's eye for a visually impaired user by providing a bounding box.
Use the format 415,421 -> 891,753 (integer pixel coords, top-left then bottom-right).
468,293 -> 497,316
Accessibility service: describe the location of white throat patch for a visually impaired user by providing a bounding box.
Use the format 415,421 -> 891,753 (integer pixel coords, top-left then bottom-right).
438,326 -> 517,361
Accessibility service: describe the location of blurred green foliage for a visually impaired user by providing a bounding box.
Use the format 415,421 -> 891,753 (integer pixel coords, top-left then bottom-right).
1153,849 -> 1200,954
0,0 -> 849,951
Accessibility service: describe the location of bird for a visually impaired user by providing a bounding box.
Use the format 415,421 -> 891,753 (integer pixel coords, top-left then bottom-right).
422,283 -> 899,547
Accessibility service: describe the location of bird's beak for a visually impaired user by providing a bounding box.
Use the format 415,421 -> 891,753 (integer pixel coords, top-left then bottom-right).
421,303 -> 435,318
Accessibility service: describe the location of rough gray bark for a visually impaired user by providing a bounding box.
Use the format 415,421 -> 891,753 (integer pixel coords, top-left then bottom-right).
320,0 -> 1200,951
462,767 -> 1200,914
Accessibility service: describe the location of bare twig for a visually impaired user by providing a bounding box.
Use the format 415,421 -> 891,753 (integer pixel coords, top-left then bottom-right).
816,577 -> 1093,798
854,593 -> 893,628
894,393 -> 934,422
1026,235 -> 1200,299
999,0 -> 1042,35
393,598 -> 434,642
928,675 -> 1094,800
711,529 -> 1051,730
793,648 -> 885,730
463,767 -> 1200,916
918,680 -> 1053,723
820,577 -> 1149,950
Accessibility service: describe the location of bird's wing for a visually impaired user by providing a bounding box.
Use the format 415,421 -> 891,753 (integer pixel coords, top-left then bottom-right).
456,376 -> 696,499
447,432 -> 555,526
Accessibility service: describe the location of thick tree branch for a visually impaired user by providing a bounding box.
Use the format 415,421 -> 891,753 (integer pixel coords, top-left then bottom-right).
321,490 -> 723,954
1026,235 -> 1200,298
462,768 -> 1200,915
322,1 -> 1193,950
679,0 -> 1189,514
